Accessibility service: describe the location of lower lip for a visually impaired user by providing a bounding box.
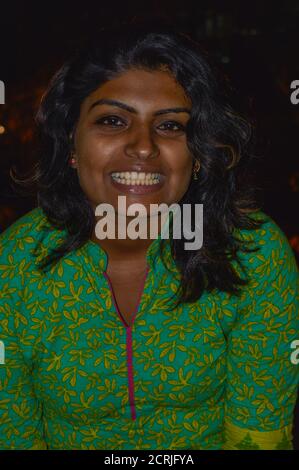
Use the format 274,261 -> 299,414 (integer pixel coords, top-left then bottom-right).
110,176 -> 165,194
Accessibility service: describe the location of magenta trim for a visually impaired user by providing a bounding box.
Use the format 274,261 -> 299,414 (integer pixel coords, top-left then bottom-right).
126,326 -> 136,420
103,265 -> 150,420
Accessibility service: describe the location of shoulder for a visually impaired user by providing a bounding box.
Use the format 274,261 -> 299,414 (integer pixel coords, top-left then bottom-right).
0,207 -> 47,243
233,210 -> 298,280
0,207 -> 51,264
229,210 -> 299,322
235,209 -> 291,249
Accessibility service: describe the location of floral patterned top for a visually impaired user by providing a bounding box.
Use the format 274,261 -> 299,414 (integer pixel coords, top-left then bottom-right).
0,207 -> 298,450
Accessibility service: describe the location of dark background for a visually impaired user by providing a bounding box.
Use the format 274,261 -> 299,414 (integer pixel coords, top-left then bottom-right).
0,0 -> 298,449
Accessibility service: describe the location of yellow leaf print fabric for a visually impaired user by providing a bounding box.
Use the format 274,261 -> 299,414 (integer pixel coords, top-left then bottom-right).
0,207 -> 298,450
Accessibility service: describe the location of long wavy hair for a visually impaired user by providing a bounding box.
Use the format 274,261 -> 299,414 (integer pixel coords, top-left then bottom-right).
11,23 -> 266,308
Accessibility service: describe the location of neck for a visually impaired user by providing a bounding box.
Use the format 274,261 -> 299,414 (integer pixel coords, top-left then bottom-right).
92,214 -> 162,264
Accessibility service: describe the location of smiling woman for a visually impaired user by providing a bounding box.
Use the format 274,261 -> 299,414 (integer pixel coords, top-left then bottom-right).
1,23 -> 299,450
70,67 -> 193,221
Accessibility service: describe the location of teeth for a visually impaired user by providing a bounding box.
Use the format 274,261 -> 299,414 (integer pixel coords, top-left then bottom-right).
112,177 -> 160,186
111,171 -> 162,185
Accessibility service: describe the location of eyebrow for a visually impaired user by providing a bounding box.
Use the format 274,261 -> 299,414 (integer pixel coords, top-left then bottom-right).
88,98 -> 191,116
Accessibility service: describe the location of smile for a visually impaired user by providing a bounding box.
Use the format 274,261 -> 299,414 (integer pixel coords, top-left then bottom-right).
111,171 -> 163,185
110,171 -> 165,194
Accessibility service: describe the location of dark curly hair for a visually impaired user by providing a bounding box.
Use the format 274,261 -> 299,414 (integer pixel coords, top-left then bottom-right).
11,23 -> 266,308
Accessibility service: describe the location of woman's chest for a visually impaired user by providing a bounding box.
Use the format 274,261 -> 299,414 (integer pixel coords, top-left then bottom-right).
26,267 -> 233,420
104,260 -> 149,326
33,311 -> 227,423
105,271 -> 147,326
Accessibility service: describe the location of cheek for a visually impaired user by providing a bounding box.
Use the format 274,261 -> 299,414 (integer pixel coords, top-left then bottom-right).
166,146 -> 193,181
74,144 -> 106,201
76,135 -> 110,178
164,156 -> 193,203
171,169 -> 192,198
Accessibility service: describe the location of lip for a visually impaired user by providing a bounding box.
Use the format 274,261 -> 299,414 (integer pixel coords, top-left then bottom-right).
109,174 -> 165,195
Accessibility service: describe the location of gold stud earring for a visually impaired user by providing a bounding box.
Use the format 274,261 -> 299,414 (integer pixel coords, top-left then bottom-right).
193,160 -> 200,181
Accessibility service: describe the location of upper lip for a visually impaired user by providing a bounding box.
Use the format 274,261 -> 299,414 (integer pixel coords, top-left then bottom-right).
110,166 -> 165,175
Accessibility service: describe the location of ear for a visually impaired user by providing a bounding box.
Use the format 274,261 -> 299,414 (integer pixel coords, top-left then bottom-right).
69,130 -> 78,169
69,151 -> 78,169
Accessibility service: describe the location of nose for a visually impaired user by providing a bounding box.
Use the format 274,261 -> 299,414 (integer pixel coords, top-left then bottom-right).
124,124 -> 159,160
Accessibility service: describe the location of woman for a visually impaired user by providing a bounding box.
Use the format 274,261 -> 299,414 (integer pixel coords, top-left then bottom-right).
0,24 -> 298,450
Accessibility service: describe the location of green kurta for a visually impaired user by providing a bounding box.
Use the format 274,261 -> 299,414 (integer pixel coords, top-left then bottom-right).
0,207 -> 298,450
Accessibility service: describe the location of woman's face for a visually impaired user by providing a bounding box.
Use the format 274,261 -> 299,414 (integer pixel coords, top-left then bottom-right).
72,68 -> 193,215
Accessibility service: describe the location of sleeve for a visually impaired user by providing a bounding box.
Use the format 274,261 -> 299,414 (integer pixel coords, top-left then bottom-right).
222,214 -> 299,450
0,240 -> 47,449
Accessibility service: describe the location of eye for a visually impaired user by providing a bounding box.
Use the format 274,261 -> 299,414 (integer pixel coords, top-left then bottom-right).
157,121 -> 186,133
94,115 -> 127,128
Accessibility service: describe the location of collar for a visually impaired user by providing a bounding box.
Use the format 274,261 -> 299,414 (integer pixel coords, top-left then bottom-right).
34,207 -> 177,275
79,209 -> 176,274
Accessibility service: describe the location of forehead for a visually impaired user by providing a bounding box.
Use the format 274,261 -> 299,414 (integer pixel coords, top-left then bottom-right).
82,68 -> 191,111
